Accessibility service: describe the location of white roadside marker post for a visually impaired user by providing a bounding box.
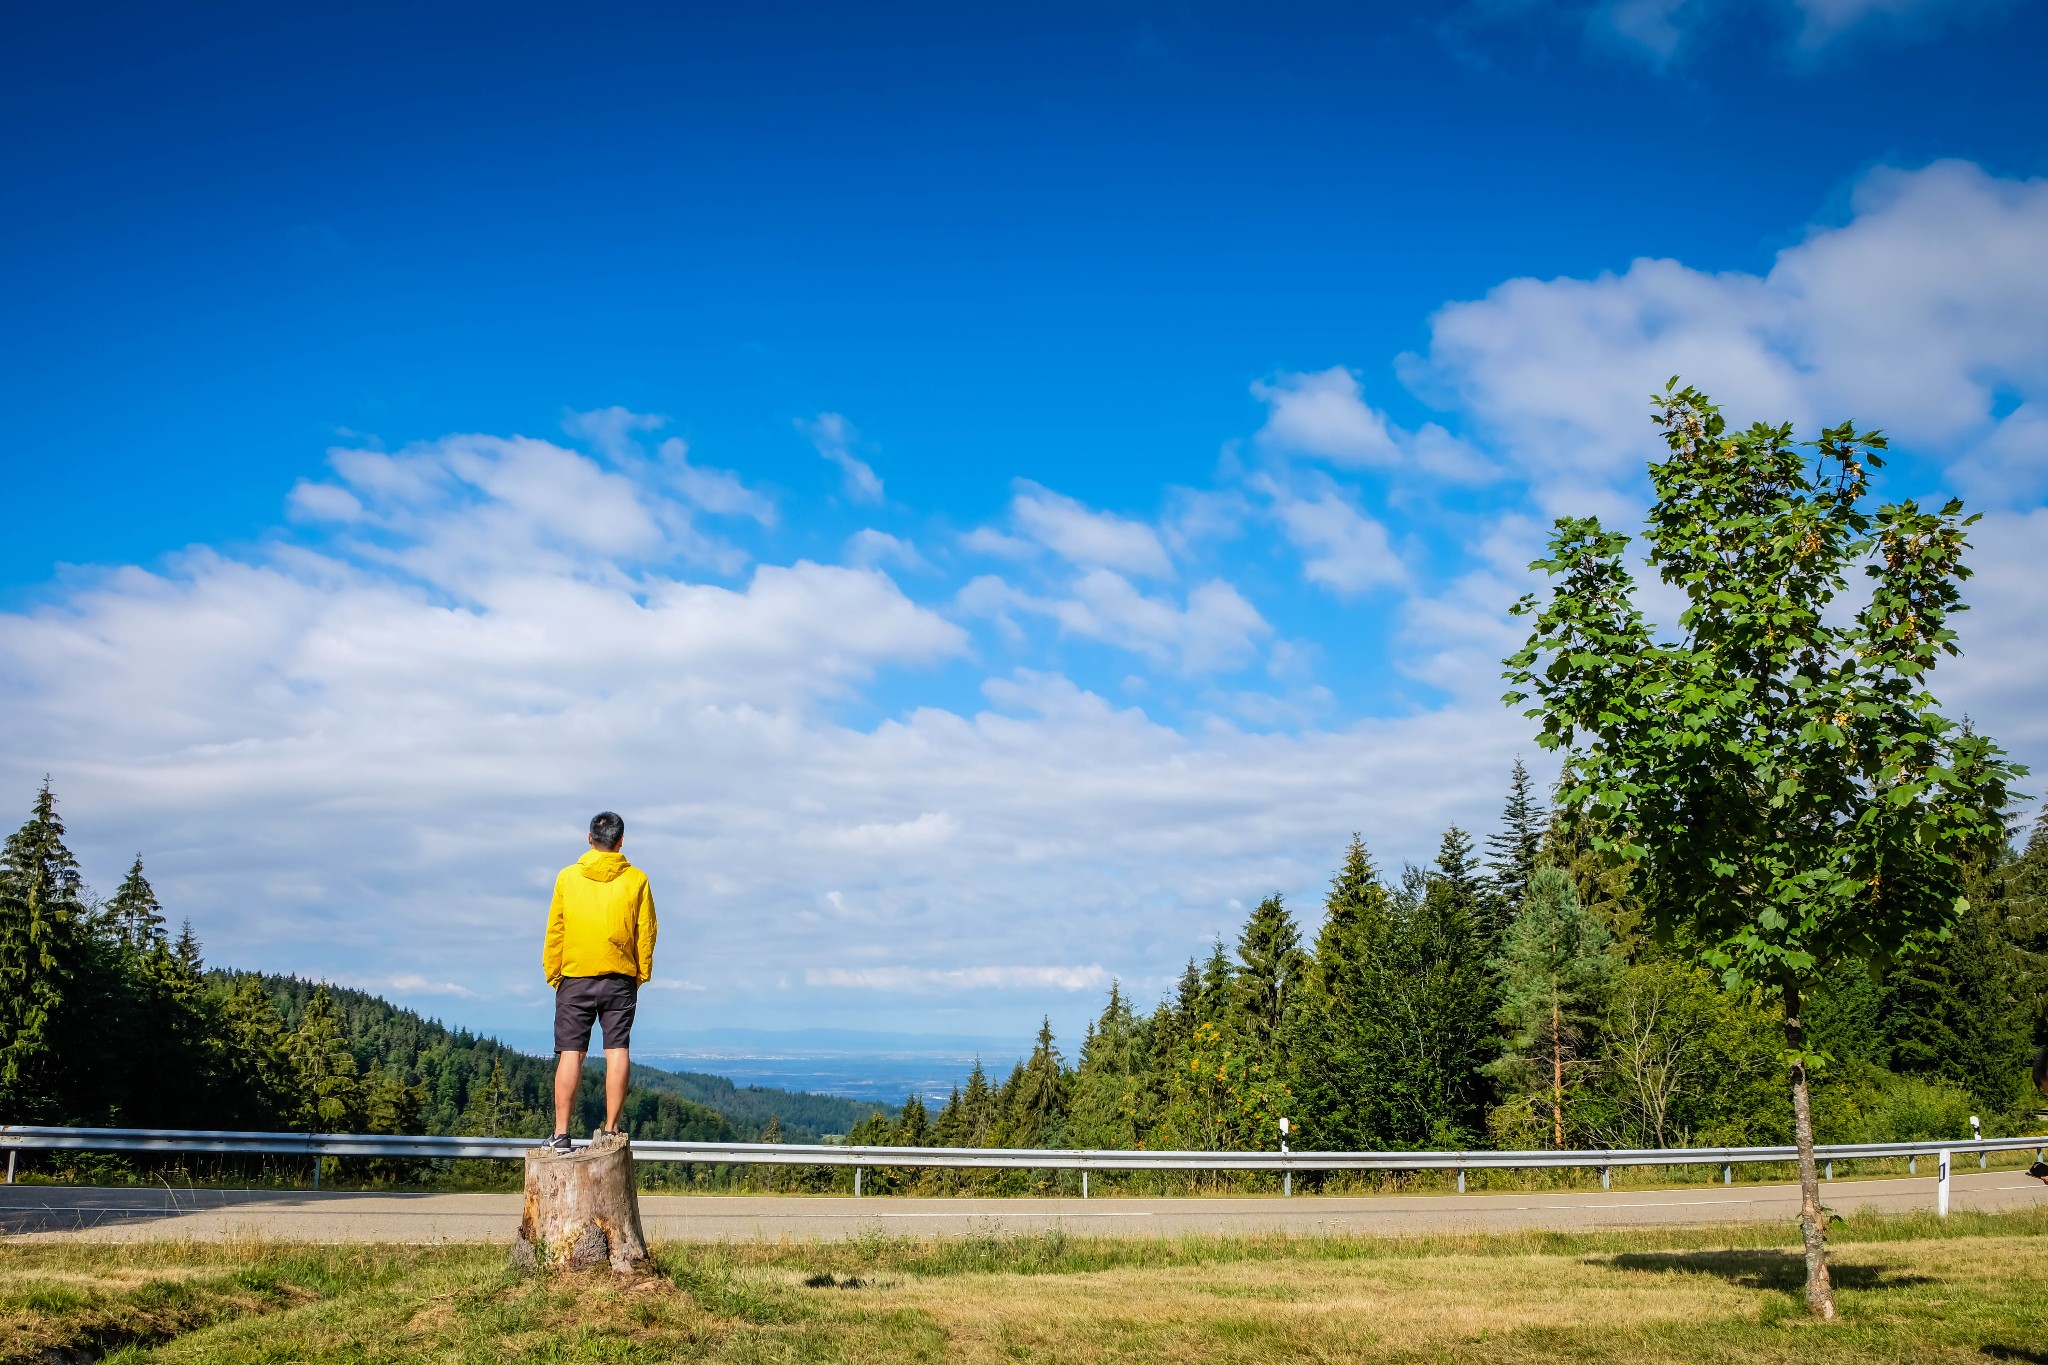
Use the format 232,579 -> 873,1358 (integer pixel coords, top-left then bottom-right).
5,1150 -> 14,1184
1082,1170 -> 1089,1199
1279,1118 -> 1291,1198
1972,1115 -> 1984,1168
1937,1150 -> 1951,1218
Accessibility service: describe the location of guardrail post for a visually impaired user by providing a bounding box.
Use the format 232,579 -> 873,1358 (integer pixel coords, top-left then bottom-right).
854,1166 -> 862,1198
1601,1166 -> 1610,1191
1082,1171 -> 1089,1199
1824,1160 -> 1832,1181
1722,1164 -> 1731,1185
1909,1155 -> 1916,1175
313,1156 -> 322,1190
5,1150 -> 14,1184
1456,1168 -> 1465,1194
1937,1149 -> 1950,1217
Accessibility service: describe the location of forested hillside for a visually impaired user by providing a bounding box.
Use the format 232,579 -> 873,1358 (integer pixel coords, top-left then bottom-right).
0,784 -> 874,1145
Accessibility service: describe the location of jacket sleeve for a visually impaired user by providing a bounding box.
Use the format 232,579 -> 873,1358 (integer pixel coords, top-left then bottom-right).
636,878 -> 658,984
543,872 -> 566,987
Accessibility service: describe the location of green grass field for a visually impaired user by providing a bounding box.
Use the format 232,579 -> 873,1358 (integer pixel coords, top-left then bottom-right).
6,1210 -> 2048,1363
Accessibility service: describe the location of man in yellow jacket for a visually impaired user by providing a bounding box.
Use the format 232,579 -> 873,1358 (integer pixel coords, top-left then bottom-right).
544,810 -> 657,1150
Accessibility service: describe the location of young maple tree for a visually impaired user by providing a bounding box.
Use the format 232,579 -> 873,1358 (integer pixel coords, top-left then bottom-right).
1504,381 -> 2021,1319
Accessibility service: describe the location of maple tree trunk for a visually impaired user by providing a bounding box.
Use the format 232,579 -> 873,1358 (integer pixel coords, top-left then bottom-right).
513,1133 -> 651,1275
1785,986 -> 1836,1320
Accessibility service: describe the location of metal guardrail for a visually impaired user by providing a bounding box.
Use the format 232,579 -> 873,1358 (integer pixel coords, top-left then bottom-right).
5,1125 -> 2044,1175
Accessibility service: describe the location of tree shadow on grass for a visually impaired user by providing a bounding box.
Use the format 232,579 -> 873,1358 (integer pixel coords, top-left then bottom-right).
1602,1250 -> 1933,1293
1979,1347 -> 2048,1363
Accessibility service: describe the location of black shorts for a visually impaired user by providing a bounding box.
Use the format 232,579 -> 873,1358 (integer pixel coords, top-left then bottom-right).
554,973 -> 638,1052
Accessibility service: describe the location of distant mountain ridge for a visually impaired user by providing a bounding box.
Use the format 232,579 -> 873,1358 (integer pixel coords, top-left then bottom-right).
247,974 -> 890,1142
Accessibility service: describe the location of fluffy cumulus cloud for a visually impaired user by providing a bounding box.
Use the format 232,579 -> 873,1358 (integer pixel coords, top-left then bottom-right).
0,414 -> 1530,1046
1254,368 -> 1495,483
1404,160 -> 2048,509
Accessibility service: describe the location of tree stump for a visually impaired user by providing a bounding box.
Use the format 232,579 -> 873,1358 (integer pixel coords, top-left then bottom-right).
513,1133 -> 651,1274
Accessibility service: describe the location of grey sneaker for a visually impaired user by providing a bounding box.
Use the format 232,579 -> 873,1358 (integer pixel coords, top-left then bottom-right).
546,1133 -> 573,1154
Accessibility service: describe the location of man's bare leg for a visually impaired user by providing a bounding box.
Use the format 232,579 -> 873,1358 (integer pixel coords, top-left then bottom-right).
605,1048 -> 629,1133
553,1050 -> 585,1137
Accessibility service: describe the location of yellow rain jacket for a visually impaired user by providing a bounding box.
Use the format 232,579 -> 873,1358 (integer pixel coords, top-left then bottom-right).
543,850 -> 658,986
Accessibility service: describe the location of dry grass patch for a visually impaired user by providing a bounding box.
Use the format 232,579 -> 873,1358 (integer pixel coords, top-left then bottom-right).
5,1211 -> 2047,1362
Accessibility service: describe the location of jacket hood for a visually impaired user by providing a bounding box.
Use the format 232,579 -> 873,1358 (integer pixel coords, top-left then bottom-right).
575,849 -> 633,883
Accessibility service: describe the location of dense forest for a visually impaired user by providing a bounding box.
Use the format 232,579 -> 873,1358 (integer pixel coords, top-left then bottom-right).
0,783 -> 875,1152
3,770 -> 2042,1182
834,760 -> 2047,1174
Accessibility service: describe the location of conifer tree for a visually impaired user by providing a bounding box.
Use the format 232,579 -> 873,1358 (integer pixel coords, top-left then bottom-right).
217,973 -> 300,1126
1232,894 -> 1304,1053
1383,838 -> 1498,1144
1070,982 -> 1150,1148
958,1060 -> 996,1146
456,1057 -> 516,1136
105,856 -> 167,950
1484,865 -> 1615,1148
1004,1017 -> 1068,1147
1485,760 -> 1546,929
895,1092 -> 930,1146
1284,834 -> 1401,1150
0,782 -> 87,1121
1198,941 -> 1233,1023
287,986 -> 365,1131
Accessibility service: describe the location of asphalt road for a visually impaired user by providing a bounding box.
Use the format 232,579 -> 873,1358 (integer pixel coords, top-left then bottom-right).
3,1171 -> 2041,1243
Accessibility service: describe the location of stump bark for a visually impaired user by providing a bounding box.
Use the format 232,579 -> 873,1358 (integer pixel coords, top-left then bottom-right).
513,1133 -> 651,1274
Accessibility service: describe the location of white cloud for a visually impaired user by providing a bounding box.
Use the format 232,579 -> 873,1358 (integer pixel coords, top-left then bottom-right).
846,529 -> 927,570
1403,160 -> 2048,508
1253,367 -> 1400,465
1253,367 -> 1496,483
655,438 -> 778,526
1006,484 -> 1175,578
4,420 -> 1550,1045
1269,488 -> 1406,595
799,413 -> 885,504
960,570 -> 1270,674
287,480 -> 364,524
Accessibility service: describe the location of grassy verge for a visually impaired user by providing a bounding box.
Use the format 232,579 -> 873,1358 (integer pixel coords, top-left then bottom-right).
6,1209 -> 2047,1362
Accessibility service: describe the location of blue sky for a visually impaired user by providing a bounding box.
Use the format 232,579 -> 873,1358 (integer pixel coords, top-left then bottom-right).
4,0 -> 2046,1053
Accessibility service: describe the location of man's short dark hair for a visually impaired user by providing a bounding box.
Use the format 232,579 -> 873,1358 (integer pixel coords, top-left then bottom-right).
589,811 -> 625,851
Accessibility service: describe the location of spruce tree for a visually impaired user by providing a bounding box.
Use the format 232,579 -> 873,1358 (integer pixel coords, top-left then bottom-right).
217,974 -> 300,1126
105,855 -> 167,951
0,782 -> 87,1121
1284,834 -> 1401,1150
895,1093 -> 930,1146
456,1058 -> 516,1136
1232,894 -> 1304,1052
1484,865 -> 1615,1148
958,1060 -> 995,1146
1383,838 -> 1497,1145
1004,1017 -> 1068,1147
1197,941 -> 1233,1023
1485,760 -> 1546,927
287,986 -> 366,1131
1070,981 -> 1148,1148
